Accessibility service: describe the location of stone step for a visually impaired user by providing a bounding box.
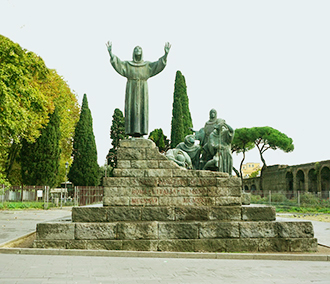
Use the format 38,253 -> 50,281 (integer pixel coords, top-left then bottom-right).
72,205 -> 275,222
34,220 -> 317,252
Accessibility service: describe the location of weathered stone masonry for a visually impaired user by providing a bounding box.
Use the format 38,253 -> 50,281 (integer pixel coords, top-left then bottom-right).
34,139 -> 317,252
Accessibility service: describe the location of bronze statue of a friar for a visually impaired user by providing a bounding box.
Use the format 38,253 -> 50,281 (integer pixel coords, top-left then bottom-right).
106,42 -> 171,137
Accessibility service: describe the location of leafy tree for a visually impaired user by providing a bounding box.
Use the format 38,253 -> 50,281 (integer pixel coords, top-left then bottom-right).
231,128 -> 255,178
0,35 -> 53,178
0,35 -> 79,185
170,70 -> 193,148
250,126 -> 294,168
107,108 -> 128,170
148,128 -> 170,152
21,107 -> 61,188
68,94 -> 99,186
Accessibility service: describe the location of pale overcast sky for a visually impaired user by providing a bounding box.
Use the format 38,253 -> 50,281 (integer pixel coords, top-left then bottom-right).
1,0 -> 330,170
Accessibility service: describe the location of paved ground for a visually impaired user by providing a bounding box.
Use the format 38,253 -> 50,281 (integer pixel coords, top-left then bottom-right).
1,254 -> 330,284
0,208 -> 330,283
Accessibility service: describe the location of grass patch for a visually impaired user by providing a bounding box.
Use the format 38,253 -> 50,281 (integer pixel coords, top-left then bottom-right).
0,201 -> 57,210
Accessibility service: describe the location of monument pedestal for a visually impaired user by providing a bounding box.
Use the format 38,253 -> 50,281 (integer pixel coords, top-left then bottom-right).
34,139 -> 317,252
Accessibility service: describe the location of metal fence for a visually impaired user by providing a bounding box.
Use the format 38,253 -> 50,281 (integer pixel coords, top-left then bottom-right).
247,189 -> 330,208
1,185 -> 104,207
75,186 -> 103,206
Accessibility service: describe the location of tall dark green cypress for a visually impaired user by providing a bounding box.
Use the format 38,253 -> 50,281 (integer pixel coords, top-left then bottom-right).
68,94 -> 99,186
170,70 -> 193,148
107,108 -> 127,169
21,107 -> 61,188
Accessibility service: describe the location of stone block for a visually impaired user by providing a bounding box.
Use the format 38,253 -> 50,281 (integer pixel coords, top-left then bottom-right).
131,187 -> 170,197
175,207 -> 209,221
36,223 -> 75,240
141,207 -> 175,221
158,222 -> 199,239
199,222 -> 239,239
209,207 -> 242,221
72,207 -> 107,222
131,160 -> 159,169
172,187 -> 208,196
158,240 -> 195,252
188,178 -> 217,187
130,197 -> 159,206
277,221 -> 314,238
228,186 -> 242,197
117,222 -> 158,240
195,239 -> 227,252
75,223 -> 117,240
241,205 -> 276,221
85,240 -> 122,250
119,138 -> 156,148
208,187 -> 230,197
182,197 -> 215,206
66,240 -> 87,250
217,177 -> 241,188
122,240 -> 158,251
107,207 -> 142,221
172,169 -> 196,177
289,238 -> 318,252
103,187 -> 131,197
240,222 -> 277,238
136,177 -> 158,187
117,148 -> 146,160
103,196 -> 130,206
145,169 -> 172,177
113,169 -> 146,177
226,239 -> 259,252
159,197 -> 184,206
117,160 -> 131,169
257,238 -> 290,252
197,171 -> 228,178
158,177 -> 189,187
159,160 -> 180,169
103,177 -> 139,187
242,192 -> 251,205
33,240 -> 68,249
215,197 -> 241,206
146,148 -> 167,160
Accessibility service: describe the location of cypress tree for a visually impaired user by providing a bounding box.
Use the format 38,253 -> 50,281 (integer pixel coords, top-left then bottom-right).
107,108 -> 128,169
148,128 -> 170,152
68,94 -> 99,186
170,70 -> 193,148
21,107 -> 61,188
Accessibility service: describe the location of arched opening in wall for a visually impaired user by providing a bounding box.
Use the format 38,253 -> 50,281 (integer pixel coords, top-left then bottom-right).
308,169 -> 317,193
285,172 -> 294,198
321,167 -> 330,197
244,185 -> 249,191
251,184 -> 256,192
296,170 -> 305,191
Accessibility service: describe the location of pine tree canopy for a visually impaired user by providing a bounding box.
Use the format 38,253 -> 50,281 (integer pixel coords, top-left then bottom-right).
68,94 -> 99,186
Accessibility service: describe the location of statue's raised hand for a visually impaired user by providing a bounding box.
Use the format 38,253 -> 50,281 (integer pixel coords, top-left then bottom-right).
106,41 -> 113,58
164,42 -> 171,55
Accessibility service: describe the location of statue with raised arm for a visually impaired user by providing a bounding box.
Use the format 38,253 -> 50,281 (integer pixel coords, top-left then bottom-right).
106,42 -> 171,137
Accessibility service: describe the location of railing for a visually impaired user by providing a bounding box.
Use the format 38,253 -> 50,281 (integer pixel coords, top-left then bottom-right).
246,189 -> 330,208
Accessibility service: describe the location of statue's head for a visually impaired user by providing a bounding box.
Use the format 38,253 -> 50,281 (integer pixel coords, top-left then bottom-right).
209,109 -> 217,120
184,135 -> 195,147
133,46 -> 143,63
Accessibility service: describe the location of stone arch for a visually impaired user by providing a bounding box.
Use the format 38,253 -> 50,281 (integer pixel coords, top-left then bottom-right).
286,172 -> 293,191
251,184 -> 257,191
308,169 -> 317,193
296,170 -> 305,191
244,185 -> 249,191
321,166 -> 330,192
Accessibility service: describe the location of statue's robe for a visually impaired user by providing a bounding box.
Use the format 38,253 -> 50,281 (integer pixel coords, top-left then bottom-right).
207,126 -> 234,175
110,54 -> 167,136
176,142 -> 201,170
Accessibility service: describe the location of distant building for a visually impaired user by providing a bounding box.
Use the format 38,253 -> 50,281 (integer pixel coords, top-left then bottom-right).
241,162 -> 261,178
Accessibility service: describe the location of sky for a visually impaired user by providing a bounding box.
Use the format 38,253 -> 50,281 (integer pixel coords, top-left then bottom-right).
1,0 -> 330,170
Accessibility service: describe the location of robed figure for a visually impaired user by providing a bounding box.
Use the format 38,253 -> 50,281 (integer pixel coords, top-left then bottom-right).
106,42 -> 171,137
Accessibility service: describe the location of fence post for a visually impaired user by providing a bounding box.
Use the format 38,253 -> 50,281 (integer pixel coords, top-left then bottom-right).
298,191 -> 300,207
269,190 -> 271,205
